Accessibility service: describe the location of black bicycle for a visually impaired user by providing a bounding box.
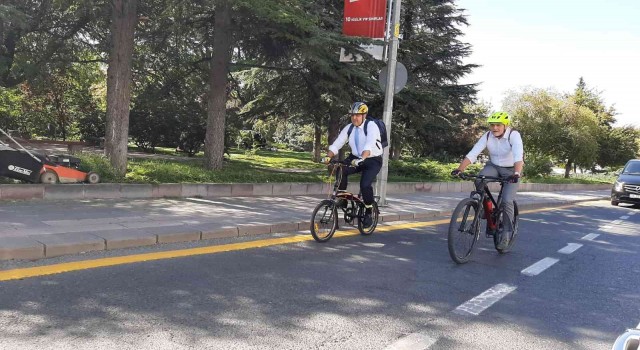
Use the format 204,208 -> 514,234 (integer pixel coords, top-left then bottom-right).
447,173 -> 519,264
310,160 -> 380,242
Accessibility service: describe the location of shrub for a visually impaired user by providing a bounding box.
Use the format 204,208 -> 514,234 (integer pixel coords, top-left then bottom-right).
523,155 -> 553,177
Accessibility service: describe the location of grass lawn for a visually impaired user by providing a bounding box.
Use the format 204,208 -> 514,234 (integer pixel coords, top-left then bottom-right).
76,148 -> 616,185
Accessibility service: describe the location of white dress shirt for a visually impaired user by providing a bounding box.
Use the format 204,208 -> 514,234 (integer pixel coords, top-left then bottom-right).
328,120 -> 383,158
466,128 -> 524,167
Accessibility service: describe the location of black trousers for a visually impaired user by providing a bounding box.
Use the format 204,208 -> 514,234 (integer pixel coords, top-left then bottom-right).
337,154 -> 383,206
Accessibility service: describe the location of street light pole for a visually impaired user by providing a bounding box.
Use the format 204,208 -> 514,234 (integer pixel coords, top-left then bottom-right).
376,0 -> 401,206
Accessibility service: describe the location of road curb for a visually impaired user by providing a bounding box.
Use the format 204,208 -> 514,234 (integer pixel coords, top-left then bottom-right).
0,196 -> 608,261
0,182 -> 612,201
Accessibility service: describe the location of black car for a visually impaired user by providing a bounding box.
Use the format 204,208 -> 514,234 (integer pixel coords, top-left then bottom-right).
612,159 -> 640,206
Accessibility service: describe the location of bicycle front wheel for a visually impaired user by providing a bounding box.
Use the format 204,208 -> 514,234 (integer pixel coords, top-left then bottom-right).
447,198 -> 481,264
310,200 -> 338,242
357,202 -> 379,235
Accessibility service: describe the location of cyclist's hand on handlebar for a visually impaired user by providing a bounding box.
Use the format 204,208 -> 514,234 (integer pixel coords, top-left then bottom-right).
451,169 -> 462,178
320,156 -> 332,164
351,158 -> 363,167
508,173 -> 521,183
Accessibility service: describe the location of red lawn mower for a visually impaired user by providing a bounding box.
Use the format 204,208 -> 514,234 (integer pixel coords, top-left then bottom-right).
0,129 -> 100,184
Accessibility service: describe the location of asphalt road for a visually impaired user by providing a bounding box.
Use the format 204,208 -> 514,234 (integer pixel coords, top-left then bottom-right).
0,200 -> 637,350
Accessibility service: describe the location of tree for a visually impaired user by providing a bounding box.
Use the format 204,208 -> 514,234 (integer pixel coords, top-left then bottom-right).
598,126 -> 639,168
569,78 -> 633,169
221,0 -> 365,162
573,77 -> 616,128
504,88 -> 600,178
0,1 -> 97,88
374,0 -> 479,159
105,0 -> 138,176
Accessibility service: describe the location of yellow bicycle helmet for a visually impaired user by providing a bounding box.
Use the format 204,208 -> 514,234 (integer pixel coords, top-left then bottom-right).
487,111 -> 511,126
349,102 -> 368,115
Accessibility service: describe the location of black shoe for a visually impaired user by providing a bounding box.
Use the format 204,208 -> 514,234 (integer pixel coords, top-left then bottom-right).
362,213 -> 373,228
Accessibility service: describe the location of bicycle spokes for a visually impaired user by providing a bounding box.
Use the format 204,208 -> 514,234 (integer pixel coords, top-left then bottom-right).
310,200 -> 338,242
448,198 -> 481,264
458,205 -> 476,235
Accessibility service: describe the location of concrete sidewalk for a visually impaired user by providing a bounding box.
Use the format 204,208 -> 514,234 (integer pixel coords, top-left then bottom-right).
0,189 -> 610,261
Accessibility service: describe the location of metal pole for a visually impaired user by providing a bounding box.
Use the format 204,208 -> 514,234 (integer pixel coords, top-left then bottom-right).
383,0 -> 394,61
376,0 -> 401,206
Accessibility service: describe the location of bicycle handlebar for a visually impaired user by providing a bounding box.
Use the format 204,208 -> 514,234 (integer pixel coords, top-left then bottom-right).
458,173 -> 512,183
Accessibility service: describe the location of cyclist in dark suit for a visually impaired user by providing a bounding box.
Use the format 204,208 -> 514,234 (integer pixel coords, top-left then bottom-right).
451,112 -> 525,249
322,102 -> 383,228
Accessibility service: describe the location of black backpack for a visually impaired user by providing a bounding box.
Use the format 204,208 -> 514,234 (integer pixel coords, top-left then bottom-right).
347,116 -> 389,148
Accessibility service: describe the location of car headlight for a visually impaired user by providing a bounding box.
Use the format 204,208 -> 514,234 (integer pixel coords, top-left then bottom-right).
614,181 -> 624,192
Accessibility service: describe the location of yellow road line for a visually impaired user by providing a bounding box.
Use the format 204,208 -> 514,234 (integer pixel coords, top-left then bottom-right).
0,203 -> 582,282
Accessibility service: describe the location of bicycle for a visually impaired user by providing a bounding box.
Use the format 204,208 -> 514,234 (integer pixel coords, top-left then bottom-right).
310,159 -> 380,242
447,173 -> 520,264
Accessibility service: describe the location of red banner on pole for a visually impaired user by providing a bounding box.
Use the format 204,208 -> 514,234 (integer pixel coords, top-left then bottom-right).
342,0 -> 388,39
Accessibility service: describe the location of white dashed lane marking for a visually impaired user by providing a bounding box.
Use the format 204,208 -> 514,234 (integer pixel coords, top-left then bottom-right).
451,208 -> 626,321
521,257 -> 559,276
558,243 -> 583,254
581,233 -> 600,241
453,283 -> 517,316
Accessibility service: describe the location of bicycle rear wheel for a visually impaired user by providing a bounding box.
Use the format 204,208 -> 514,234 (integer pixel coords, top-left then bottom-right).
494,200 -> 519,253
310,199 -> 338,242
357,202 -> 379,235
447,198 -> 481,264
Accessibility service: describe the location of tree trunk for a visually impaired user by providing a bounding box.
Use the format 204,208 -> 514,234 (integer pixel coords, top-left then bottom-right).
313,121 -> 322,162
203,0 -> 232,170
105,0 -> 137,177
0,30 -> 19,87
391,137 -> 402,160
564,159 -> 572,178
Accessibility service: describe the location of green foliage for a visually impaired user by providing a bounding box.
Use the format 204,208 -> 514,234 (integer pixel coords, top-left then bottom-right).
526,173 -> 615,185
77,153 -> 124,183
388,158 -> 482,181
77,110 -> 106,144
17,61 -> 104,140
0,86 -> 22,130
129,111 -> 166,151
382,0 -> 479,159
523,155 -> 553,177
597,126 -> 640,167
1,0 -> 103,88
504,87 -> 600,177
573,77 -> 616,127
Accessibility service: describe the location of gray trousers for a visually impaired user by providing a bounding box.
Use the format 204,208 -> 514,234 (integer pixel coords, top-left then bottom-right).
475,162 -> 518,232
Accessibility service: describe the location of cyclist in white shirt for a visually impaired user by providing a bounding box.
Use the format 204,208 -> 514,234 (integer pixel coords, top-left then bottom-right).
451,112 -> 524,249
322,102 -> 383,228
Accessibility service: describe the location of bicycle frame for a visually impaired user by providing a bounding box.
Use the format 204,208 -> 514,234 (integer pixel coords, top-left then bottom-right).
326,160 -> 375,225
465,174 -> 508,237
